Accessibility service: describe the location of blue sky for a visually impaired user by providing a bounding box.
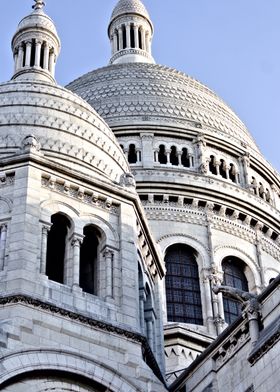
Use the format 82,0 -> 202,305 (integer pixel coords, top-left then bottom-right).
0,0 -> 279,172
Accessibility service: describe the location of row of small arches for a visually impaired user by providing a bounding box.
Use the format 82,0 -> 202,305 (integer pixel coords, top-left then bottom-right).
209,155 -> 238,183
251,177 -> 272,203
15,39 -> 55,74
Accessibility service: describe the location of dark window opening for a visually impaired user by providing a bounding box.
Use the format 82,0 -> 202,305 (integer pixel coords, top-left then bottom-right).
22,43 -> 26,67
158,145 -> 167,164
138,29 -> 142,49
128,144 -> 137,164
198,201 -> 207,207
40,42 -> 45,68
229,163 -> 236,182
169,196 -> 178,203
46,213 -> 71,284
130,25 -> 135,48
116,30 -> 119,51
80,225 -> 100,295
184,198 -> 193,205
209,155 -> 217,175
120,144 -> 124,151
181,148 -> 190,167
222,257 -> 248,324
140,194 -> 148,201
154,195 -> 163,202
122,25 -> 127,49
220,159 -> 227,179
165,244 -> 203,325
30,39 -> 36,67
170,146 -> 179,166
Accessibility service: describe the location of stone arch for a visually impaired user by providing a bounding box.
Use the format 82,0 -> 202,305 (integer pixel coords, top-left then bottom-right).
214,245 -> 261,291
0,197 -> 12,214
0,349 -> 141,392
79,213 -> 119,250
157,233 -> 209,271
40,199 -> 79,229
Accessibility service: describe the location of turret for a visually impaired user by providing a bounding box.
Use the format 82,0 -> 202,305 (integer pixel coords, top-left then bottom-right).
108,0 -> 155,64
11,0 -> 61,83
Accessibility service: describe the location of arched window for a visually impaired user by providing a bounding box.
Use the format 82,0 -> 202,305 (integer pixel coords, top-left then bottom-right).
158,145 -> 167,164
130,25 -> 135,48
181,148 -> 190,167
220,159 -> 227,179
165,244 -> 203,325
170,146 -> 179,166
138,29 -> 142,49
128,144 -> 137,163
46,213 -> 71,284
122,25 -> 127,49
80,225 -> 100,295
222,257 -> 249,324
229,163 -> 236,183
209,155 -> 217,175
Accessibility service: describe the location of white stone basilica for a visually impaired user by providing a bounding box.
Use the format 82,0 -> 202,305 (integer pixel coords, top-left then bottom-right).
0,1 -> 280,391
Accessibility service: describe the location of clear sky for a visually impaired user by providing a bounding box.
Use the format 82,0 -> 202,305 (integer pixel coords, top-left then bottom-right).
0,0 -> 279,172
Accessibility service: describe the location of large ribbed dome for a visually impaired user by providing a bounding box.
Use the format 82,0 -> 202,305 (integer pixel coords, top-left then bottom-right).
110,0 -> 150,23
0,79 -> 129,183
67,63 -> 259,152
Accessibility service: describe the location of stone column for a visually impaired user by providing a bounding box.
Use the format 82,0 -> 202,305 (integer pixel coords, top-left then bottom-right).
134,25 -> 139,48
166,149 -> 171,164
240,152 -> 250,188
25,41 -> 32,67
139,289 -> 146,332
255,226 -> 265,289
103,248 -> 114,299
0,224 -> 7,271
40,224 -> 51,274
14,52 -> 18,73
49,50 -> 55,76
34,40 -> 42,67
141,133 -> 154,168
126,24 -> 131,48
154,149 -> 159,163
145,32 -> 150,53
136,149 -> 141,162
17,44 -> 24,70
43,43 -> 50,70
118,27 -> 123,50
193,134 -> 206,171
225,165 -> 230,180
141,29 -> 146,51
177,151 -> 182,166
71,236 -> 83,287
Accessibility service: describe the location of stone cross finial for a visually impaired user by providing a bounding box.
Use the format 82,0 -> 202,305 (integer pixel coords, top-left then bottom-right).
32,0 -> 46,11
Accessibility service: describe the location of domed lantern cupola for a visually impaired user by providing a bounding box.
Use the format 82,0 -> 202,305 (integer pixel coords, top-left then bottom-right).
11,0 -> 61,83
108,0 -> 155,65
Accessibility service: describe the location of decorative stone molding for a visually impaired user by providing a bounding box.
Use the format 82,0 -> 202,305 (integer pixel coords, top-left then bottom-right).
0,294 -> 165,384
119,172 -> 136,189
41,174 -> 120,215
21,134 -> 41,153
0,172 -> 15,187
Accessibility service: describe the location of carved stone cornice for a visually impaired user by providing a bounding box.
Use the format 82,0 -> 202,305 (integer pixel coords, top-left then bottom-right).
41,174 -> 120,215
0,294 -> 165,384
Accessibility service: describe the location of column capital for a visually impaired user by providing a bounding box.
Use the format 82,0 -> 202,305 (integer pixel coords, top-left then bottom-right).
71,234 -> 84,247
103,247 -> 114,258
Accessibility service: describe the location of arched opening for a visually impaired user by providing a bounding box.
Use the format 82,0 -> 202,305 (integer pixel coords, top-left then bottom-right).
130,25 -> 135,48
219,159 -> 227,179
138,29 -> 142,49
158,145 -> 167,164
222,257 -> 249,324
170,146 -> 179,166
229,163 -> 236,182
46,213 -> 71,284
122,24 -> 127,49
80,225 -> 101,295
181,148 -> 190,167
40,42 -> 45,68
30,39 -> 36,67
209,155 -> 217,175
128,144 -> 137,163
116,30 -> 119,51
165,244 -> 203,325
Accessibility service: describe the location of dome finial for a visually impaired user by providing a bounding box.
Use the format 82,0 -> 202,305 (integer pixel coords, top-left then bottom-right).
32,0 -> 46,11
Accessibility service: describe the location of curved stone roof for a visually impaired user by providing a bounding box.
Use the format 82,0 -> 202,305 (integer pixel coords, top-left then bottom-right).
16,9 -> 58,38
0,80 -> 129,183
110,0 -> 150,23
67,63 -> 259,151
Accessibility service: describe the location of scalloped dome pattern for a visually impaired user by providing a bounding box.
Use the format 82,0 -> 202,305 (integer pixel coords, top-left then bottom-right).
16,10 -> 58,37
110,0 -> 150,22
67,63 -> 259,151
0,80 -> 129,182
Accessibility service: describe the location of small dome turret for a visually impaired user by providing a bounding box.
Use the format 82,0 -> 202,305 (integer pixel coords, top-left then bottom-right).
11,0 -> 61,84
108,0 -> 155,65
